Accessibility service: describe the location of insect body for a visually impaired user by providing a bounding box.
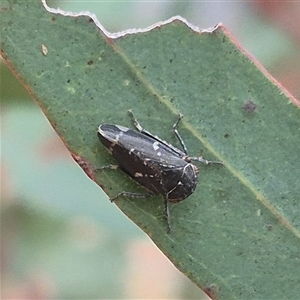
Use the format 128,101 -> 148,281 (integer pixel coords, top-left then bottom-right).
97,110 -> 222,232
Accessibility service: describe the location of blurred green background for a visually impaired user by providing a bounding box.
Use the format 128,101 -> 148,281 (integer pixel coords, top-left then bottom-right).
1,1 -> 300,299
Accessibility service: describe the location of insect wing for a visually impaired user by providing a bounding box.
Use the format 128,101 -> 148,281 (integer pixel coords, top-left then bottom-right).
98,124 -> 186,166
98,124 -> 190,196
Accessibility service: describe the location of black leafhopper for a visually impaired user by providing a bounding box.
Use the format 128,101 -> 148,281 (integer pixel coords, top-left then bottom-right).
97,110 -> 222,232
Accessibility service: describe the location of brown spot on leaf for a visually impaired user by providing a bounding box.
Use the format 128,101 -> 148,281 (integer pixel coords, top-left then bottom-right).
203,284 -> 219,300
72,154 -> 95,181
243,99 -> 257,113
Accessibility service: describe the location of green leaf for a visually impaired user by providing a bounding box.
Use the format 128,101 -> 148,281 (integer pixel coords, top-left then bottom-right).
1,1 -> 300,299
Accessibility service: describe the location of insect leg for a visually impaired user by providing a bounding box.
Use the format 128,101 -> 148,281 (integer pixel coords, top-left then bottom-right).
173,113 -> 188,155
189,156 -> 223,165
164,199 -> 172,233
110,191 -> 152,202
172,114 -> 224,166
128,109 -> 144,132
128,109 -> 159,139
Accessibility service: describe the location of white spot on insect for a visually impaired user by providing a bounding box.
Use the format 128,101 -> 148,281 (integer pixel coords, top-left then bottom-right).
116,125 -> 129,132
157,152 -> 161,156
134,172 -> 143,177
143,158 -> 150,165
129,148 -> 135,155
152,141 -> 160,151
115,131 -> 123,142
